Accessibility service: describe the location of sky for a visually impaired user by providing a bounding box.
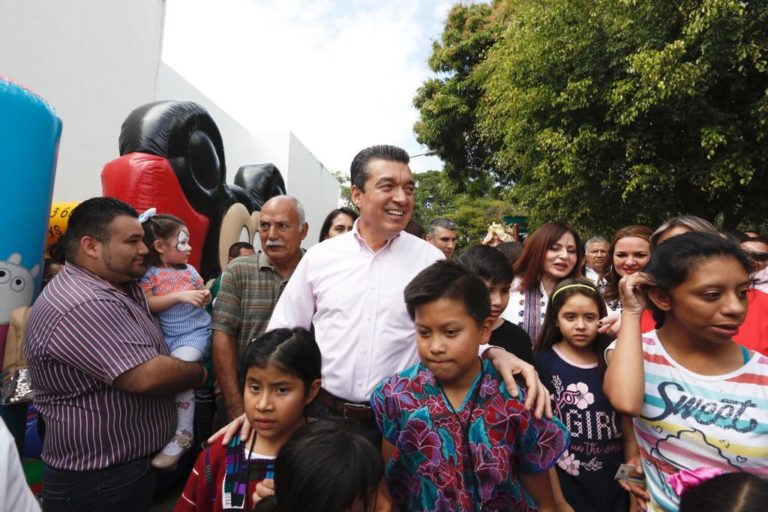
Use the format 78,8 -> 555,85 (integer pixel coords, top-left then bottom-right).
161,0 -> 460,175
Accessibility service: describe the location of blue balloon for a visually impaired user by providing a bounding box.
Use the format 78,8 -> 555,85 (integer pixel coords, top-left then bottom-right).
0,76 -> 62,348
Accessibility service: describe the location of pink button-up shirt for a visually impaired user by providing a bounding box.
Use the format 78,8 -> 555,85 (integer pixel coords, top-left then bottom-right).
268,224 -> 444,402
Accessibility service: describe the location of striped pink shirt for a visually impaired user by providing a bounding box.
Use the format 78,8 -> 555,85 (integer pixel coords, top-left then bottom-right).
25,264 -> 175,470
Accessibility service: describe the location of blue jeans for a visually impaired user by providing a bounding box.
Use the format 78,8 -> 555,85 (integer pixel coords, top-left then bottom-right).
42,456 -> 155,512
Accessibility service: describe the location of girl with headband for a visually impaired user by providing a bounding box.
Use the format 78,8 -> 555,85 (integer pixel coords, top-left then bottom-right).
535,278 -> 632,511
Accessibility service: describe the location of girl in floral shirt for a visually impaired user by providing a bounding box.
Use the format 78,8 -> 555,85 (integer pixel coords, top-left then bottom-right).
535,279 -> 630,511
371,261 -> 570,511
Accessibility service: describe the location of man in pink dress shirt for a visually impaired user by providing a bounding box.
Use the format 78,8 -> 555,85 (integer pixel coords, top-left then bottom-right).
268,145 -> 551,438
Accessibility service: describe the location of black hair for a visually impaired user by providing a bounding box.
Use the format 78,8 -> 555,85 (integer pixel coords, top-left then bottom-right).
47,239 -> 66,265
141,213 -> 187,268
404,260 -> 490,326
496,241 -> 524,267
238,328 -> 322,397
536,278 -> 612,375
350,144 -> 410,191
404,219 -> 425,239
679,472 -> 768,512
318,207 -> 359,242
459,244 -> 514,285
227,241 -> 254,260
253,418 -> 383,512
62,197 -> 138,262
644,232 -> 751,328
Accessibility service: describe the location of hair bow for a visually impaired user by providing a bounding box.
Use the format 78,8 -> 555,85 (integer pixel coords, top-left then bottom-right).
667,467 -> 725,496
138,207 -> 157,224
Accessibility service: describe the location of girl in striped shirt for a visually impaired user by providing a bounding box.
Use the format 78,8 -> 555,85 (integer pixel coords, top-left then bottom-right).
140,211 -> 212,469
605,233 -> 768,512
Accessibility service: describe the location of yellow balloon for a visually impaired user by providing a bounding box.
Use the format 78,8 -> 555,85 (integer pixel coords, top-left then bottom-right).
47,201 -> 79,248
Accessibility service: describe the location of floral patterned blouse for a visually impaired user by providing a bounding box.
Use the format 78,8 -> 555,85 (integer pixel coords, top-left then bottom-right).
371,359 -> 570,511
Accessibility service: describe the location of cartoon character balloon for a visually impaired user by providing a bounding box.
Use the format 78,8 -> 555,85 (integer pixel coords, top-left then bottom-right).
0,76 -> 62,365
101,101 -> 285,280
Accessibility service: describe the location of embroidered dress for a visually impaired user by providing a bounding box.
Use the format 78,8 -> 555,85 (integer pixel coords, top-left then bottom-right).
140,265 -> 211,353
502,279 -> 548,346
536,346 -> 628,512
371,359 -> 570,511
634,331 -> 768,512
176,437 -> 275,512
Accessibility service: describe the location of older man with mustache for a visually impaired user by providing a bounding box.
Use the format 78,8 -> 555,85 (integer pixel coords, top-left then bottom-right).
211,195 -> 308,421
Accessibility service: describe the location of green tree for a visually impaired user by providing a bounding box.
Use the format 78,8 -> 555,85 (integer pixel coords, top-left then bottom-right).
416,0 -> 768,233
413,2 -> 506,193
413,170 -> 525,247
332,171 -> 353,208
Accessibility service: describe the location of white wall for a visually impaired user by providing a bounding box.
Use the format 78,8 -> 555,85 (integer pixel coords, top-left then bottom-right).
0,0 -> 165,201
285,133 -> 339,245
0,0 -> 339,248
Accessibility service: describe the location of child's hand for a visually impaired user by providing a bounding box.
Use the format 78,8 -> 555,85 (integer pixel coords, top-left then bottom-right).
176,289 -> 210,307
618,273 -> 655,316
374,479 -> 393,512
252,478 -> 275,505
618,455 -> 650,511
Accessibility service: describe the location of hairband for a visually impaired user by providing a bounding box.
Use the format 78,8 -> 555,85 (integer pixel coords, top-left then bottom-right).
138,207 -> 157,224
550,283 -> 598,302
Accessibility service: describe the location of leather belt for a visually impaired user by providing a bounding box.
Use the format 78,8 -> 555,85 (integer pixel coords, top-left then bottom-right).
317,388 -> 374,422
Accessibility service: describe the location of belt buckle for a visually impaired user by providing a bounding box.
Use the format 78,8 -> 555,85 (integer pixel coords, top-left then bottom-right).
342,402 -> 368,419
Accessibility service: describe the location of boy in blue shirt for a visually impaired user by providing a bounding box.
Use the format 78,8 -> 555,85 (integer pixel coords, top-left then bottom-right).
371,260 -> 569,511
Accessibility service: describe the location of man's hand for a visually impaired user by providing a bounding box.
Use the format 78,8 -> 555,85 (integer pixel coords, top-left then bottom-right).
207,413 -> 251,446
485,347 -> 552,419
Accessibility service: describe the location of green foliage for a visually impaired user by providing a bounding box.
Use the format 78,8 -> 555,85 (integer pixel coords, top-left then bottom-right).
412,170 -> 525,247
413,2 -> 505,193
332,171 -> 353,208
415,0 -> 768,233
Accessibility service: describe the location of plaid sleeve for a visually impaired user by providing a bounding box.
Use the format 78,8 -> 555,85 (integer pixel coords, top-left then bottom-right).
211,265 -> 242,336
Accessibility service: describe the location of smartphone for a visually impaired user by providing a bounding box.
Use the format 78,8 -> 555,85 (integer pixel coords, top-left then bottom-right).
615,463 -> 646,488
